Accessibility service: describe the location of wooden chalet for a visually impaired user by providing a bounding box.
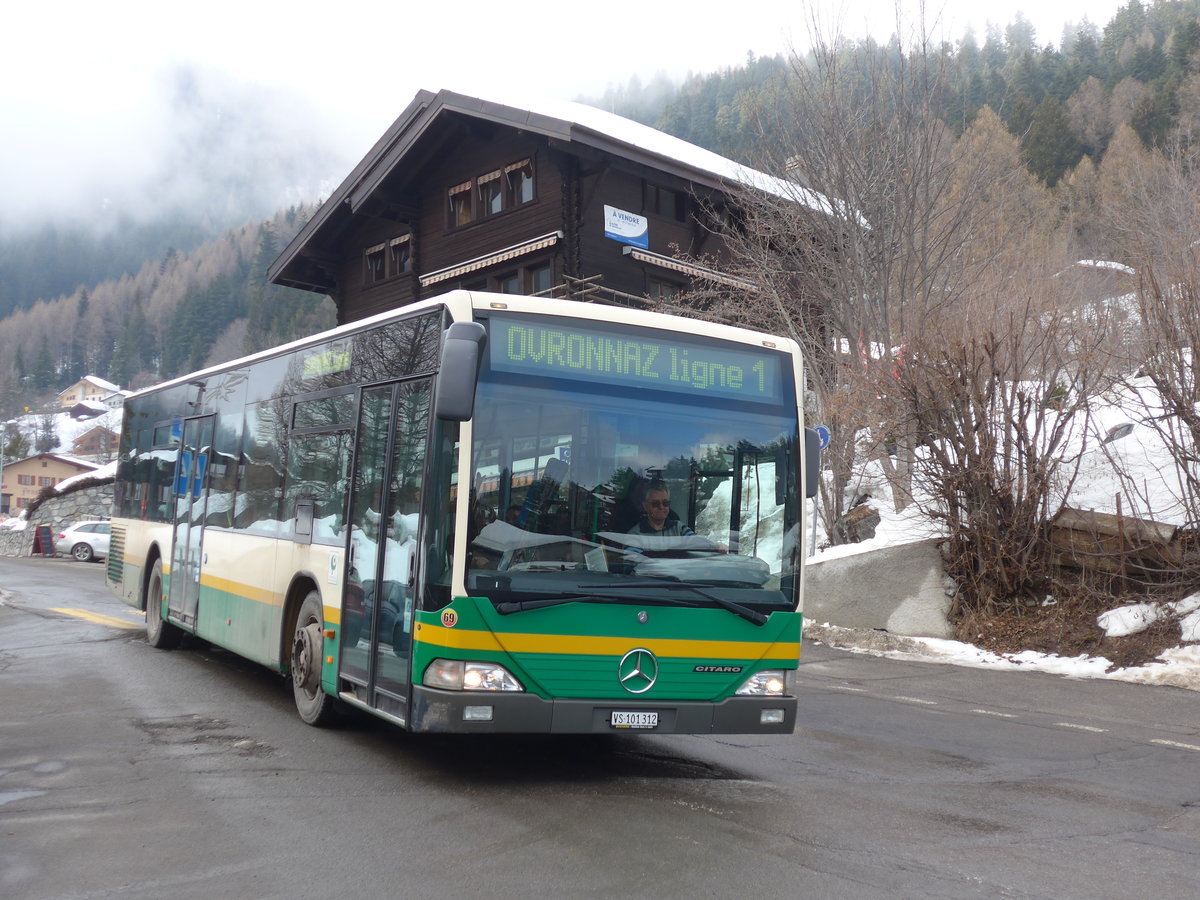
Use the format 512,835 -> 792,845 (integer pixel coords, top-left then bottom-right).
270,89 -> 822,322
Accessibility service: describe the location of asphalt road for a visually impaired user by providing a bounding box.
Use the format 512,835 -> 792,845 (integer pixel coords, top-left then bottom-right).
1,555 -> 1198,899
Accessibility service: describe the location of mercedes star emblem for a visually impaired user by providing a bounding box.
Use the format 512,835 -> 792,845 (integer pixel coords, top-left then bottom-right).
618,648 -> 659,693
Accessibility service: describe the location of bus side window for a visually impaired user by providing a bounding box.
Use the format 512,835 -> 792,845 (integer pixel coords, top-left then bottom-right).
206,418 -> 243,529
237,402 -> 284,537
284,432 -> 351,544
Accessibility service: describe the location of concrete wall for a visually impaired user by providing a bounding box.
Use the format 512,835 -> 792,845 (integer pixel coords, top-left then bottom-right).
804,538 -> 955,639
0,483 -> 113,558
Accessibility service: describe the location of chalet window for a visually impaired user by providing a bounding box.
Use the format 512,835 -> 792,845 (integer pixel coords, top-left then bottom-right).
479,170 -> 504,216
479,261 -> 552,295
365,243 -> 386,283
18,475 -> 33,486
644,182 -> 685,222
529,264 -> 552,294
448,160 -> 535,229
39,476 -> 54,486
389,235 -> 412,274
648,278 -> 681,300
505,159 -> 534,206
448,180 -> 474,227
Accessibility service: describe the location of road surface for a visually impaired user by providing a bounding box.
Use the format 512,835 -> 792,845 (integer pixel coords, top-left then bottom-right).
1,555 -> 1197,898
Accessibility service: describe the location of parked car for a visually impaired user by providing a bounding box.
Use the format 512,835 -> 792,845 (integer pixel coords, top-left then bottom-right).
56,520 -> 111,562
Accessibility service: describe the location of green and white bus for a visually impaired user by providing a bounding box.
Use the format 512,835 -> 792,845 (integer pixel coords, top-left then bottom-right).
107,290 -> 818,733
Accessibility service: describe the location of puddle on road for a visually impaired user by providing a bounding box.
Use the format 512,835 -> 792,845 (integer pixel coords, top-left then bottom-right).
134,714 -> 276,758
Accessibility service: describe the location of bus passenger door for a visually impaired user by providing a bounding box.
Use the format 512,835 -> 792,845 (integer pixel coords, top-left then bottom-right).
168,415 -> 214,627
341,379 -> 432,715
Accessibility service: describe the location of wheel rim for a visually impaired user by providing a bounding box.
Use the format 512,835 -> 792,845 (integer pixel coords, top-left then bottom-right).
73,544 -> 90,560
292,620 -> 322,697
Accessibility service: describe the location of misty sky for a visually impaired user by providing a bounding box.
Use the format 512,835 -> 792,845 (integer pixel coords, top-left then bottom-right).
3,0 -> 1124,227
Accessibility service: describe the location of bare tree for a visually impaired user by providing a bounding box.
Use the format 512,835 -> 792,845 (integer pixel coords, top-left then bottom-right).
669,22 -> 1137,620
1099,139 -> 1200,559
680,27 -> 1068,535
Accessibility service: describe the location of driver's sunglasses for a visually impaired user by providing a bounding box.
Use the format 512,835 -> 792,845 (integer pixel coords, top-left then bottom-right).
647,499 -> 671,508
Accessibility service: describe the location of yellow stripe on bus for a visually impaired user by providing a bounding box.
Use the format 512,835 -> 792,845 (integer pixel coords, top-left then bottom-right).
200,573 -> 282,607
415,623 -> 799,660
135,561 -> 340,621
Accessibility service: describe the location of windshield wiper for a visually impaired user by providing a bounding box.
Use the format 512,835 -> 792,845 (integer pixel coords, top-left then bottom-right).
579,581 -> 769,626
494,594 -> 627,615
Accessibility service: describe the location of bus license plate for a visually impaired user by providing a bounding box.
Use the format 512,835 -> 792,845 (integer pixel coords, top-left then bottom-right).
611,711 -> 658,729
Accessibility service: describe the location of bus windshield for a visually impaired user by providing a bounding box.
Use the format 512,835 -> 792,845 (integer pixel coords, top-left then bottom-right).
466,314 -> 802,615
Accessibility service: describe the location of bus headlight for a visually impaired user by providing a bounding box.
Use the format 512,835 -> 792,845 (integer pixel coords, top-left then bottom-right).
423,658 -> 524,692
735,669 -> 790,696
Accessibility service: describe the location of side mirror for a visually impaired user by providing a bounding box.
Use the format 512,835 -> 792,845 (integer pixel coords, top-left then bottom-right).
803,427 -> 821,499
435,322 -> 487,421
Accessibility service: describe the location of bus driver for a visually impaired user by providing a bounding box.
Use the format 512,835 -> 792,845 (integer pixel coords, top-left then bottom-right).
628,480 -> 694,537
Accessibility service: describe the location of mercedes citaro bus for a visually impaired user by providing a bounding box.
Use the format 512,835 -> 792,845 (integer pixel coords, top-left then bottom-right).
107,290 -> 819,734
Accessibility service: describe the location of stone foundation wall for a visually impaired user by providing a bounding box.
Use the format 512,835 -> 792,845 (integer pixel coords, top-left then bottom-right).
804,538 -> 955,638
0,483 -> 114,558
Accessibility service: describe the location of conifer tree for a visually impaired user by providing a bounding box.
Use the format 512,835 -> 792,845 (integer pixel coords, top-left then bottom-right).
33,336 -> 54,390
1023,96 -> 1084,185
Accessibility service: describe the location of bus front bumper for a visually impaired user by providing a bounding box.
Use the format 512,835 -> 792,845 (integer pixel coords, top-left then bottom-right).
408,685 -> 796,734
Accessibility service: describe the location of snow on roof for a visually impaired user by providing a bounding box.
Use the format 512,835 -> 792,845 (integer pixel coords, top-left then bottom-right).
510,95 -> 838,215
56,374 -> 120,398
5,451 -> 101,469
82,374 -> 120,392
71,399 -> 112,416
1055,259 -> 1137,277
1076,259 -> 1135,274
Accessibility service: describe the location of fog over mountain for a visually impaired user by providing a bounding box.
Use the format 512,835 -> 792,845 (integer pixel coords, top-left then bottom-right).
0,64 -> 359,315
4,63 -> 352,232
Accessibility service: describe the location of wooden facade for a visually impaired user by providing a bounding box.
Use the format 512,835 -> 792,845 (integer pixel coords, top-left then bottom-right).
269,91 -> 775,323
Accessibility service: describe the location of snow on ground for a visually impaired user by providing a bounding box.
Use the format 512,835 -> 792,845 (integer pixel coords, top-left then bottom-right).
806,376 -> 1200,691
806,621 -> 1200,692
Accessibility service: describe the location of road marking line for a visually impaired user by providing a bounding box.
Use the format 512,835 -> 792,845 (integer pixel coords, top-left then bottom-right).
1055,722 -> 1106,733
970,709 -> 1018,718
51,608 -> 142,631
893,696 -> 937,705
1151,739 -> 1200,753
826,685 -> 867,692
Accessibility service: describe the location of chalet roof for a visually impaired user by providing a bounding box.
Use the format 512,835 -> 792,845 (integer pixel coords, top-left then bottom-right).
71,423 -> 119,439
5,452 -> 102,470
269,88 -> 831,292
56,374 -> 120,399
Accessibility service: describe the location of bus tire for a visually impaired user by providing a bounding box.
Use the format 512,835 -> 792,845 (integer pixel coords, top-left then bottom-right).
292,590 -> 337,726
145,558 -> 183,650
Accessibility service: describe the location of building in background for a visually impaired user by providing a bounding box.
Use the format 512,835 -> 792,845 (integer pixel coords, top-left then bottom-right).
1,453 -> 100,515
56,374 -> 122,410
271,89 -> 824,322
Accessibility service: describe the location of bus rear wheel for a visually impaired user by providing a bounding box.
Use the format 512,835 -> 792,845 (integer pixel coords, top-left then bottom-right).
145,558 -> 183,650
292,590 -> 337,726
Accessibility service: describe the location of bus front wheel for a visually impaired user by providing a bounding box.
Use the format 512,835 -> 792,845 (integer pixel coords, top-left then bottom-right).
145,559 -> 183,650
292,591 -> 337,726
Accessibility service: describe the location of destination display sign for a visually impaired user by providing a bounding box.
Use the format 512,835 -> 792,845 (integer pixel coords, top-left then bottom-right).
487,315 -> 786,404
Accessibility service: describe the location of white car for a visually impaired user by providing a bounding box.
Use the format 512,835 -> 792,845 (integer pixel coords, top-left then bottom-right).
56,520 -> 111,562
